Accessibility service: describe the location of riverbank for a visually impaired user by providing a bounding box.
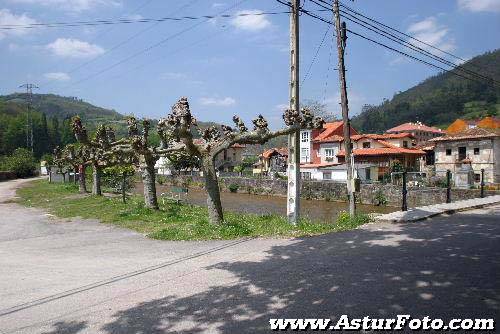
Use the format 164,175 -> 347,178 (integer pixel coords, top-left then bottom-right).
16,180 -> 371,241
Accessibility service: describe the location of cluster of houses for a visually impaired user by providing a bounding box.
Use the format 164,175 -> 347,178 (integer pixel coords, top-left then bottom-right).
155,115 -> 499,186
253,116 -> 500,186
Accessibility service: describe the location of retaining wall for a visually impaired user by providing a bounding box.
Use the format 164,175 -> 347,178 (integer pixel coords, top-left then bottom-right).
164,175 -> 499,208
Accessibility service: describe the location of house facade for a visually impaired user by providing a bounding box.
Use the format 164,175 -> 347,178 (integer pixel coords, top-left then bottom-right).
337,133 -> 425,181
253,147 -> 288,176
298,122 -> 424,181
430,127 -> 500,184
386,121 -> 444,144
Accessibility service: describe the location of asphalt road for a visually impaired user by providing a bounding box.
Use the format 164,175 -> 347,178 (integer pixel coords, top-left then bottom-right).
0,178 -> 498,333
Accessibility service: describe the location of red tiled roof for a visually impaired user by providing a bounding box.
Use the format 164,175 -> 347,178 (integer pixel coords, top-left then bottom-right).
352,133 -> 414,141
313,122 -> 344,142
337,147 -> 425,157
386,122 -> 443,134
261,147 -> 288,158
430,127 -> 500,142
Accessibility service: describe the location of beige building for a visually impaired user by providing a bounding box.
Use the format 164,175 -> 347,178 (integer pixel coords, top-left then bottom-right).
386,122 -> 444,144
430,127 -> 500,184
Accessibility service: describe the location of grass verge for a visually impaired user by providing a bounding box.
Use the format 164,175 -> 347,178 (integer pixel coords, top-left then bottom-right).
17,180 -> 371,241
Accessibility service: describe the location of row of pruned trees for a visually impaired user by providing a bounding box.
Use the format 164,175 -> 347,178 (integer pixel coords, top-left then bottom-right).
52,97 -> 323,225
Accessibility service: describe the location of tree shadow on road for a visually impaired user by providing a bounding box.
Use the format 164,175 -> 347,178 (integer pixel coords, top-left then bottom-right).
41,320 -> 87,334
96,209 -> 499,333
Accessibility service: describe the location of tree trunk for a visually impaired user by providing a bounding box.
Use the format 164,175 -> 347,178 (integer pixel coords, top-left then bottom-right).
78,164 -> 87,193
48,168 -> 52,183
92,164 -> 102,196
121,172 -> 126,204
141,159 -> 158,209
202,157 -> 224,224
62,173 -> 66,183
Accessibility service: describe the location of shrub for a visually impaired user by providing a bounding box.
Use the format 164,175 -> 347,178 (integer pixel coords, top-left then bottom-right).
228,183 -> 239,193
1,148 -> 37,177
336,211 -> 371,230
373,189 -> 388,206
102,165 -> 135,194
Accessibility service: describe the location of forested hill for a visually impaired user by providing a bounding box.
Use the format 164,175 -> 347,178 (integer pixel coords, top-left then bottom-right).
0,93 -> 123,124
0,93 -> 220,158
351,49 -> 500,133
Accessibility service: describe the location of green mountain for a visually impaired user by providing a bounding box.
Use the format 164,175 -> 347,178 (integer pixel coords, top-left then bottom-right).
0,93 -> 224,158
351,49 -> 500,133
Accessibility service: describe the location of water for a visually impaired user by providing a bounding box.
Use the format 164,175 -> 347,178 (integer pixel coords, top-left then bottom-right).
135,184 -> 397,222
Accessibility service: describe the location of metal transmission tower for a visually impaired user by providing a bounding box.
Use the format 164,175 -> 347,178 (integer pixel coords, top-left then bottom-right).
333,0 -> 356,216
287,0 -> 301,224
19,83 -> 38,152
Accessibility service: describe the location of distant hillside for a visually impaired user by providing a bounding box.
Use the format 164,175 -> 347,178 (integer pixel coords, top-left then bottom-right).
352,50 -> 500,133
0,93 -> 234,157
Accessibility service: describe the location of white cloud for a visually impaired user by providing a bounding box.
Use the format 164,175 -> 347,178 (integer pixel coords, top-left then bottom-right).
0,9 -> 37,40
8,0 -> 121,12
46,38 -> 104,58
44,72 -> 70,81
324,90 -> 366,117
406,17 -> 455,53
199,97 -> 236,107
457,0 -> 500,12
231,9 -> 271,31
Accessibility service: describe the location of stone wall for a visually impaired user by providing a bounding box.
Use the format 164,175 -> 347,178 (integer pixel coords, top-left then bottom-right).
166,175 -> 499,208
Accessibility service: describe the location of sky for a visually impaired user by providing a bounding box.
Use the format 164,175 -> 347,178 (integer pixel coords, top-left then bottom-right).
0,0 -> 499,129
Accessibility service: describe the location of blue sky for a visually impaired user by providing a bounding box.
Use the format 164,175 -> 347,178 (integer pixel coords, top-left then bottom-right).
0,0 -> 499,128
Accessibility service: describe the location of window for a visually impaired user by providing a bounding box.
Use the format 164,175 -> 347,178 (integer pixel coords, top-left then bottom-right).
301,131 -> 310,143
300,147 -> 310,163
324,148 -> 335,161
458,146 -> 466,161
474,147 -> 480,155
474,174 -> 481,182
323,172 -> 332,180
301,172 -> 311,180
446,148 -> 452,156
366,168 -> 371,180
362,142 -> 371,148
403,141 -> 408,148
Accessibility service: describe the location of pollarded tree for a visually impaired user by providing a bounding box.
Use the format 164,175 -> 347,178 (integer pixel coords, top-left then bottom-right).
114,117 -> 183,209
52,146 -> 70,183
158,97 -> 324,225
71,117 -> 122,196
61,144 -> 90,193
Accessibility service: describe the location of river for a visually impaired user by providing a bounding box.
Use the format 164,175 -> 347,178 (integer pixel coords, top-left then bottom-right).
135,184 -> 397,223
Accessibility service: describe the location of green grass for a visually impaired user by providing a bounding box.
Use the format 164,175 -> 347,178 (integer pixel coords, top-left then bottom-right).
17,180 -> 371,241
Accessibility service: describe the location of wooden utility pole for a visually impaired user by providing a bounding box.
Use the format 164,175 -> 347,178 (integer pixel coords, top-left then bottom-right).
287,0 -> 301,224
333,0 -> 355,216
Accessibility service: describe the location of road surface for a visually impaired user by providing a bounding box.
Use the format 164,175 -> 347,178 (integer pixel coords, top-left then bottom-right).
0,178 -> 498,333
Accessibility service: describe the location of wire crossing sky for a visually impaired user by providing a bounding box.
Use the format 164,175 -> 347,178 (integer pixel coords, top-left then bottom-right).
1,0 -> 499,128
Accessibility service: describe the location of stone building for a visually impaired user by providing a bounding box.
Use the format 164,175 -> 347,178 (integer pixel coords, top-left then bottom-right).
430,127 -> 500,184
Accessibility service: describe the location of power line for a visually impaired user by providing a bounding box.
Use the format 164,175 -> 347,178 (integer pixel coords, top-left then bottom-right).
312,0 -> 500,87
0,10 -> 297,30
43,0 -> 203,90
301,24 -> 331,85
292,0 -> 498,88
61,0 -> 248,89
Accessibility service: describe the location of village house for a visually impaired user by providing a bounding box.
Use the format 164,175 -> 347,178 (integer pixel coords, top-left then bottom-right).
337,133 -> 425,181
299,122 -> 424,181
430,127 -> 500,184
446,116 -> 500,134
253,147 -> 288,176
386,121 -> 444,144
156,140 -> 245,175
